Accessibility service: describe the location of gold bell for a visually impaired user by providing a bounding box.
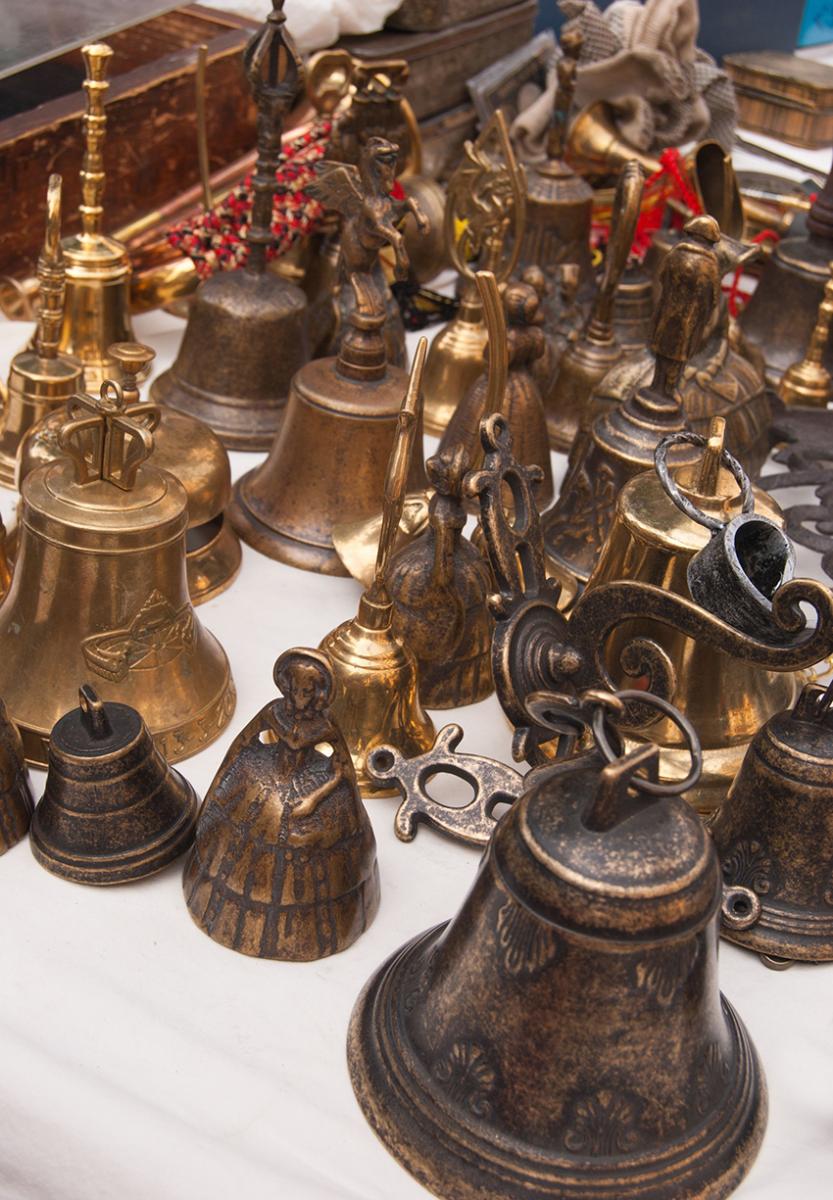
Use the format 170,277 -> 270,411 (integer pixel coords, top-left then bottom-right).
19,341 -> 242,605
31,685 -> 199,885
0,380 -> 235,766
349,691 -> 767,1200
586,417 -> 797,820
778,264 -> 833,408
422,110 -> 526,436
0,175 -> 82,488
0,697 -> 34,856
230,136 -> 427,575
183,647 -> 379,960
544,160 -> 643,451
151,3 -> 310,449
714,679 -> 833,964
565,100 -> 663,180
59,44 -> 134,390
320,339 -> 435,793
440,271 -> 554,508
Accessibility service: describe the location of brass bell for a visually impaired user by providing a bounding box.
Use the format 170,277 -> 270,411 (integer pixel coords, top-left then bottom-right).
151,3 -> 310,449
386,444 -> 493,709
31,685 -> 199,884
320,340 -> 435,792
0,380 -> 235,766
349,689 -> 767,1200
565,100 -> 664,179
714,679 -> 833,964
543,215 -> 723,593
19,342 -> 242,605
544,160 -> 643,451
586,418 -> 798,820
440,271 -> 553,508
422,110 -> 526,436
230,137 -> 428,575
0,697 -> 34,856
59,44 -> 134,390
778,264 -> 833,408
183,647 -> 380,960
516,29 -> 594,298
0,175 -> 82,488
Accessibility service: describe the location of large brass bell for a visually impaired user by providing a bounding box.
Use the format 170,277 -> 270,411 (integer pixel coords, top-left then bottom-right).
20,342 -> 242,605
0,380 -> 235,766
59,44 -> 134,390
349,690 -> 767,1200
230,136 -> 428,575
0,697 -> 34,856
31,685 -> 199,884
0,174 -> 82,488
714,678 -> 833,965
151,2 -> 310,449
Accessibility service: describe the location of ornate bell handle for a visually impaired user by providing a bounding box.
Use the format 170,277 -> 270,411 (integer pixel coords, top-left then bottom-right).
34,174 -> 65,360
593,160 -> 643,330
654,429 -> 753,533
58,415 -> 105,485
59,380 -> 157,489
547,28 -> 583,161
79,43 -> 114,239
476,271 -> 508,418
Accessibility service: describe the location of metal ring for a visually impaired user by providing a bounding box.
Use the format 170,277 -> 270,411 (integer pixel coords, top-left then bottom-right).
721,885 -> 762,931
590,688 -> 702,796
654,431 -> 754,533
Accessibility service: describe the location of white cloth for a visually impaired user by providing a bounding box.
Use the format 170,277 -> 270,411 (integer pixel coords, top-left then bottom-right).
211,0 -> 403,53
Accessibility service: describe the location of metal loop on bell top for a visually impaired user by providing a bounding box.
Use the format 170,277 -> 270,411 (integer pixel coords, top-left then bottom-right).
78,684 -> 113,741
654,430 -> 754,533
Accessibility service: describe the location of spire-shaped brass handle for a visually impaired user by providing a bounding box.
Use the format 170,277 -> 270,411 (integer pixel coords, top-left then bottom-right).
476,270 -> 508,418
547,28 -> 583,161
34,174 -> 65,361
79,43 -> 114,240
592,160 -> 643,332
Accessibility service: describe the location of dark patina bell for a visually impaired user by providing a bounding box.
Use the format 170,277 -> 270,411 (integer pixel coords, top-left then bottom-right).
655,432 -> 795,640
0,698 -> 34,855
31,686 -> 199,884
714,679 -> 833,964
349,692 -> 767,1200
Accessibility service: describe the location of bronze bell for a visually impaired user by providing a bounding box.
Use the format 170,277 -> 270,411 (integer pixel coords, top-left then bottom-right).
778,264 -> 833,409
151,3 -> 310,449
349,690 -> 767,1200
440,271 -> 554,509
713,678 -> 833,965
19,342 -> 242,605
0,174 -> 82,488
0,697 -> 34,856
183,648 -> 380,960
31,685 -> 199,884
0,379 -> 235,766
230,137 -> 428,575
386,445 -> 493,709
59,44 -> 134,390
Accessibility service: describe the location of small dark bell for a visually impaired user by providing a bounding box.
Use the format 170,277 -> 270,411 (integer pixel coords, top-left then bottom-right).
714,679 -> 833,963
31,686 -> 199,884
349,692 -> 767,1200
0,698 -> 34,855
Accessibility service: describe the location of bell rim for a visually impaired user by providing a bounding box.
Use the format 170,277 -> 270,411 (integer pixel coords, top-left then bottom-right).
228,477 -> 350,576
349,922 -> 768,1200
721,899 -> 833,961
150,371 -> 286,452
186,515 -> 242,606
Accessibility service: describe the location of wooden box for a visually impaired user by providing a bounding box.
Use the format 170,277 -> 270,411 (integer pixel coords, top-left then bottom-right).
0,4 -> 258,279
386,0 -> 510,34
725,51 -> 833,150
338,0 -> 539,122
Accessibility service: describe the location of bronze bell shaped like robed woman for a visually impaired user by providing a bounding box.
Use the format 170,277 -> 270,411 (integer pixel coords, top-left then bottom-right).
183,648 -> 379,961
349,690 -> 767,1200
0,379 -> 235,766
151,2 -> 310,449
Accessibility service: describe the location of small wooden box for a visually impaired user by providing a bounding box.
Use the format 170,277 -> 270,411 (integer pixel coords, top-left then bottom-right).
338,0 -> 539,121
725,51 -> 833,149
0,4 -> 258,279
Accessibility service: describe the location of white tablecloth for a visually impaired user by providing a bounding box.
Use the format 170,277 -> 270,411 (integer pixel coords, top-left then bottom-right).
1,265 -> 832,1199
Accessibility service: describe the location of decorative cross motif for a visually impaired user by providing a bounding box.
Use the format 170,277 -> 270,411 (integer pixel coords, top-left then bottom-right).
58,380 -> 159,490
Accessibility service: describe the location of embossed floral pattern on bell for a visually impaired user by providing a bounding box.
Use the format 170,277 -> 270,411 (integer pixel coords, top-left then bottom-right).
184,649 -> 379,961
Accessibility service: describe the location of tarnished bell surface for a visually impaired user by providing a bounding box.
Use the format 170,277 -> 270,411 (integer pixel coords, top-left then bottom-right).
151,2 -> 309,450
59,44 -> 133,390
0,383 -> 235,767
230,137 -> 429,575
31,686 -> 199,885
183,649 -> 379,961
0,698 -> 34,856
0,174 -> 82,488
387,446 -> 493,709
349,695 -> 767,1200
586,420 -> 798,820
19,342 -> 241,605
713,679 -> 833,963
778,266 -> 833,408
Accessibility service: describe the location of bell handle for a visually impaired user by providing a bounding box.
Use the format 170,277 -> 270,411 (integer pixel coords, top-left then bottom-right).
59,414 -> 106,484
546,27 -> 582,161
476,270 -> 508,419
79,43 -> 114,239
34,174 -> 65,361
654,430 -> 753,533
592,160 -> 643,332
78,684 -> 113,741
591,689 -> 702,797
